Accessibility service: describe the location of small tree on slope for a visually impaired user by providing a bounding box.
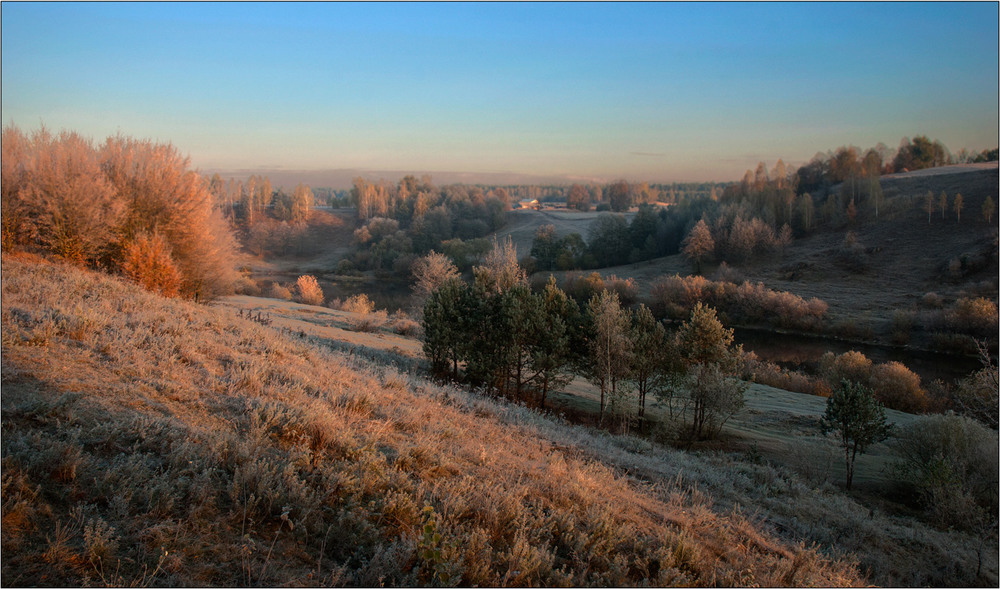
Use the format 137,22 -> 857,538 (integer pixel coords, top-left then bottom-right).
820,380 -> 892,490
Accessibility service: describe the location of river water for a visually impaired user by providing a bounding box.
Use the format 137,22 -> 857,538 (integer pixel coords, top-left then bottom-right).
733,328 -> 982,385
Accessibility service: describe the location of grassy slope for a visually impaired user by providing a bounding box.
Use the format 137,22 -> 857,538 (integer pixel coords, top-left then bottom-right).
3,256 -> 995,586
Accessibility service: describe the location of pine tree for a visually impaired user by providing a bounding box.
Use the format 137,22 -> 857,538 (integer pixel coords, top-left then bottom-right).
820,380 -> 892,490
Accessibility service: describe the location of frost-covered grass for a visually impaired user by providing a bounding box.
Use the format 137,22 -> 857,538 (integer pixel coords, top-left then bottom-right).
1,255 -> 993,586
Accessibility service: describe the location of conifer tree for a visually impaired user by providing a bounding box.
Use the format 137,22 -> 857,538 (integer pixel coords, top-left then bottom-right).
820,380 -> 892,490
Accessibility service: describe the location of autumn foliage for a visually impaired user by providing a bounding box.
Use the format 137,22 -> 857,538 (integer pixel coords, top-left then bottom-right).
1,125 -> 238,299
120,232 -> 182,298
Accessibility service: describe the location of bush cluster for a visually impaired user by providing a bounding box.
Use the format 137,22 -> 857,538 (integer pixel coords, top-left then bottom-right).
650,274 -> 827,331
893,414 -> 999,531
2,125 -> 237,299
818,351 -> 929,413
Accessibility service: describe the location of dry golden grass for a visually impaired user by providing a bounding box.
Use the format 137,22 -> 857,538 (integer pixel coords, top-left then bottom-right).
1,255 -> 994,586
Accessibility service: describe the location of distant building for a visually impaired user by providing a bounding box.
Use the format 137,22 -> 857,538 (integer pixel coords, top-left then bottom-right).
517,199 -> 540,210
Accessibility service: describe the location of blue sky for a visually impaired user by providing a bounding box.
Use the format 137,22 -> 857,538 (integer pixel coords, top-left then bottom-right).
2,2 -> 997,183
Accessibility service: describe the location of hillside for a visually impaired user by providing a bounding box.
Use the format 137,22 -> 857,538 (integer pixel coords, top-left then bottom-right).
3,256 -> 996,586
537,164 -> 998,350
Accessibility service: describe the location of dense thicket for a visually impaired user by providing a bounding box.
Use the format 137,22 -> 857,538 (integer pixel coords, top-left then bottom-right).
2,125 -> 237,298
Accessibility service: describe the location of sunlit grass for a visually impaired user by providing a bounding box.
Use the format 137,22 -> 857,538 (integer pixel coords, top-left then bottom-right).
2,254 -> 994,586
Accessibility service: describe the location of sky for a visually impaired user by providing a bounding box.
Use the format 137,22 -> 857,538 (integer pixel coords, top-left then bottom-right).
2,1 -> 998,184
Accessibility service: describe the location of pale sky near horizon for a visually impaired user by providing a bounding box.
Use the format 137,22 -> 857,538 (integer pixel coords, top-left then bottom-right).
2,1 -> 997,184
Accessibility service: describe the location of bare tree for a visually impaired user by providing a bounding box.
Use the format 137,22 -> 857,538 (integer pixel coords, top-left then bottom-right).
411,251 -> 460,304
473,237 -> 525,293
588,289 -> 632,423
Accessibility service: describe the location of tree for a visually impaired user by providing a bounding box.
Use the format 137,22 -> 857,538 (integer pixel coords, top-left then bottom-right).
982,196 -> 995,223
292,183 -> 314,221
473,236 -> 524,293
567,183 -> 590,211
532,277 -> 577,409
422,278 -> 468,379
530,224 -> 561,270
587,289 -> 632,423
666,302 -> 746,440
954,193 -> 964,223
500,283 -> 546,401
795,193 -> 815,233
411,251 -> 459,305
625,305 -> 668,429
925,190 -> 934,224
820,380 -> 892,490
1,126 -> 124,264
681,219 -> 714,274
99,134 -> 239,299
586,213 -> 631,267
939,191 -> 948,220
607,180 -> 631,212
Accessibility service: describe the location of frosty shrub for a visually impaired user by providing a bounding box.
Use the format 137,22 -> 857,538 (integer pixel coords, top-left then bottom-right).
295,275 -> 324,306
120,232 -> 182,298
341,293 -> 375,315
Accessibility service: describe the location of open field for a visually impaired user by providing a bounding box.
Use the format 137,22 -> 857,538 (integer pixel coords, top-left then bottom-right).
495,208 -> 637,261
3,255 -> 997,586
549,378 -> 921,490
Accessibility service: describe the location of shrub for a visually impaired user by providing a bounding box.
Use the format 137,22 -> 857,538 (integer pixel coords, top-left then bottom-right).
920,292 -> 943,308
819,351 -> 873,387
946,297 -> 998,336
648,274 -> 827,331
335,259 -> 360,276
893,414 -> 999,530
604,275 -> 638,307
233,275 -> 261,296
871,361 -> 928,413
741,351 -> 830,397
562,272 -> 606,304
266,283 -> 293,301
295,275 -> 324,306
341,293 -> 375,315
890,310 -> 914,345
120,232 -> 182,298
951,341 -> 999,428
711,261 -> 743,283
352,310 -> 388,333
